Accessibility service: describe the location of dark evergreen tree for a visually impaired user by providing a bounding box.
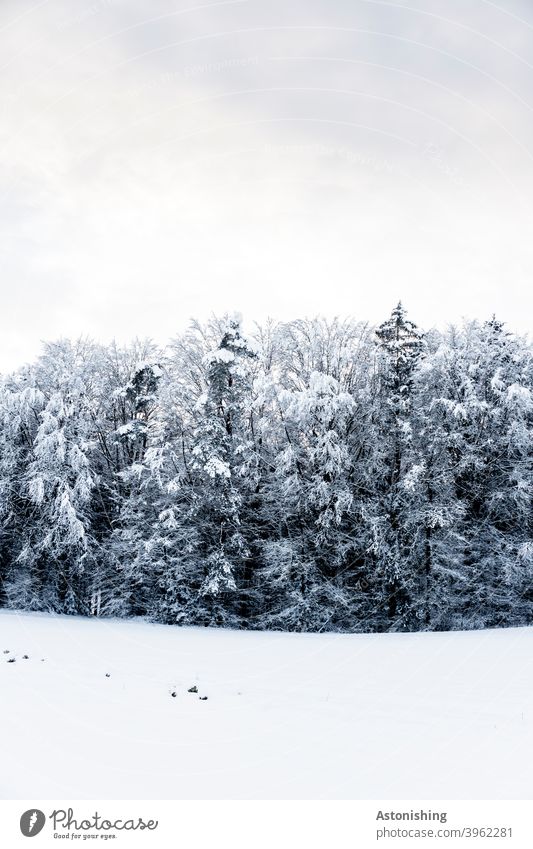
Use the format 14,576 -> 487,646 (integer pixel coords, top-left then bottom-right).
372,303 -> 424,628
187,315 -> 258,626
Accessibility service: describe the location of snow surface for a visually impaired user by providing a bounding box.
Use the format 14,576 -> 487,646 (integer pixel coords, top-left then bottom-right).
1,610 -> 532,799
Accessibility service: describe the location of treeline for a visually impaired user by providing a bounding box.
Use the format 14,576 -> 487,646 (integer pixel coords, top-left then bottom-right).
0,305 -> 532,632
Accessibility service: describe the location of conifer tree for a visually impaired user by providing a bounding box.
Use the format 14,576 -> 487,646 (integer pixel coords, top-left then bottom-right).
372,303 -> 424,627
189,315 -> 257,625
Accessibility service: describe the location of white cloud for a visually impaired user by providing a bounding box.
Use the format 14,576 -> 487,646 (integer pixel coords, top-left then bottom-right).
1,0 -> 533,370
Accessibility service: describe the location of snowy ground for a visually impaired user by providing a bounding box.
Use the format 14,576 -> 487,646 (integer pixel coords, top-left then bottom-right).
0,610 -> 532,799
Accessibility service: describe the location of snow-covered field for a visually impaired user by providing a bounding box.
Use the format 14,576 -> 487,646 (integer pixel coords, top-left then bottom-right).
1,610 -> 532,799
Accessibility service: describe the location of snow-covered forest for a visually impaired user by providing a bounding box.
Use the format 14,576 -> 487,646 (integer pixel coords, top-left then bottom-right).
1,304 -> 532,633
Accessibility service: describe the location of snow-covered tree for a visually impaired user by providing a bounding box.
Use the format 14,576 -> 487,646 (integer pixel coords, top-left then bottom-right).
0,310 -> 531,633
258,371 -> 355,629
428,319 -> 533,627
0,374 -> 45,609
369,303 -> 424,628
7,342 -> 99,613
186,315 -> 258,625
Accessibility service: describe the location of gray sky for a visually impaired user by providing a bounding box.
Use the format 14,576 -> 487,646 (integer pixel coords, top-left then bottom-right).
1,0 -> 533,371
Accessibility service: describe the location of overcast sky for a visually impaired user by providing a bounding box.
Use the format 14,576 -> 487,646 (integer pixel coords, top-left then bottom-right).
1,0 -> 532,371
